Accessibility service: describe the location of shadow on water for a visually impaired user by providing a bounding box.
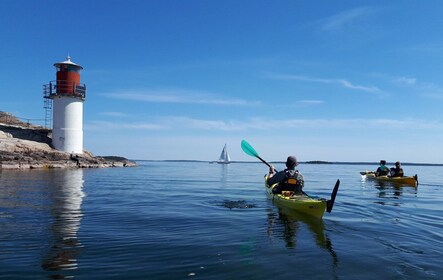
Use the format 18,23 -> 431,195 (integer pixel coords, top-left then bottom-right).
41,169 -> 85,279
266,206 -> 338,271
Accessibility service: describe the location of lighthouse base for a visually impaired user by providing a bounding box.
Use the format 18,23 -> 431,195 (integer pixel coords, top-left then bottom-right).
52,128 -> 83,154
52,97 -> 84,154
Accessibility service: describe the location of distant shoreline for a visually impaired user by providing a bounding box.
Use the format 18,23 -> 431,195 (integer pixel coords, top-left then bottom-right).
133,159 -> 443,166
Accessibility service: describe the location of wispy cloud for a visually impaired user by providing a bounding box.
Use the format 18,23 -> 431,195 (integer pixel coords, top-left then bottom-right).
394,77 -> 417,85
243,118 -> 443,130
85,120 -> 168,131
268,73 -> 380,93
412,80 -> 443,100
162,117 -> 245,131
319,7 -> 374,31
99,112 -> 128,117
374,73 -> 443,97
299,100 -> 324,105
422,92 -> 443,100
101,89 -> 260,106
86,116 -> 442,132
370,72 -> 421,89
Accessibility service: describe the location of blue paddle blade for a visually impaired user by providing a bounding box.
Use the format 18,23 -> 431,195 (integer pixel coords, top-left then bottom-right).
241,140 -> 259,158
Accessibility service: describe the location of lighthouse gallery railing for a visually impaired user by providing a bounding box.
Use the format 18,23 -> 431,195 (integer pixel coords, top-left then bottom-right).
43,80 -> 86,100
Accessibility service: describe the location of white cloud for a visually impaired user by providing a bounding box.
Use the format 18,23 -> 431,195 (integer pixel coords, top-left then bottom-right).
268,73 -> 380,93
85,116 -> 442,132
338,79 -> 379,92
422,92 -> 443,100
85,120 -> 168,131
320,7 -> 374,31
101,89 -> 259,106
394,77 -> 417,85
168,117 -> 245,130
299,100 -> 324,105
99,111 -> 127,117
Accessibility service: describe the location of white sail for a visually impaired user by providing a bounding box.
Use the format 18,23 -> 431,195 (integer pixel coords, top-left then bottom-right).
218,144 -> 231,164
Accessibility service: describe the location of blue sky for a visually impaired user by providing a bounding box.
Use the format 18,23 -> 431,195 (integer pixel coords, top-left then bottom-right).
1,0 -> 443,163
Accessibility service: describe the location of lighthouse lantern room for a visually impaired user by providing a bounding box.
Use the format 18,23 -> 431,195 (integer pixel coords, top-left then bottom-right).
43,56 -> 86,154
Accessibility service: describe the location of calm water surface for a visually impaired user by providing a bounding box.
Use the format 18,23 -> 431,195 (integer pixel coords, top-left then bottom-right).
1,161 -> 442,279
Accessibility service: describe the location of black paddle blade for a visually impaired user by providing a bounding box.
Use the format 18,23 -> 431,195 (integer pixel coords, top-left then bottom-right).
414,174 -> 419,186
326,179 -> 340,213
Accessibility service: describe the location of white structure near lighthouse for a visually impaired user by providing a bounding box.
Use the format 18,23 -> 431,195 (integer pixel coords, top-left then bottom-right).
43,56 -> 86,154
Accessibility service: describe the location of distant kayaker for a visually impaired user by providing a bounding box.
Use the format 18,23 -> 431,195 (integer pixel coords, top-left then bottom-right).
267,156 -> 304,195
375,160 -> 390,176
389,161 -> 404,177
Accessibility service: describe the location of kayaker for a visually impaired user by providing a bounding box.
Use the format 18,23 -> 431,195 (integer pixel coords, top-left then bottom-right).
267,156 -> 304,195
375,160 -> 390,176
389,161 -> 404,177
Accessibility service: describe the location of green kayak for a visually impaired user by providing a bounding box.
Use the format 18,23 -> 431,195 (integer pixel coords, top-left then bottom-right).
264,175 -> 340,219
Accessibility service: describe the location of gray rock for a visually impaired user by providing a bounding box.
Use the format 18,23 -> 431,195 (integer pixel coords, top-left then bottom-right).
1,120 -> 136,170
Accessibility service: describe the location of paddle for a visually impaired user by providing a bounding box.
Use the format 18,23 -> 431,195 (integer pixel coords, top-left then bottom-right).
326,179 -> 340,213
240,140 -> 275,170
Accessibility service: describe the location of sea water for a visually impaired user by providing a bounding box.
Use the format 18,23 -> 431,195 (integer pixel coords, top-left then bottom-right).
0,161 -> 442,279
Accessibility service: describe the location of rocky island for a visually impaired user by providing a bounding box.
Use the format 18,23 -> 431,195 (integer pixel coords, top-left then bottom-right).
0,111 -> 136,169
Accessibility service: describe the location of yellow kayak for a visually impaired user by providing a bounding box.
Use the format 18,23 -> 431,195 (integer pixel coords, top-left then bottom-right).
360,171 -> 418,187
264,175 -> 339,219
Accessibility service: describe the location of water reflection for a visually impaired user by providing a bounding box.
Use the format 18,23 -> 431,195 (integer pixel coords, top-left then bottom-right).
220,164 -> 228,186
362,178 -> 418,203
362,181 -> 417,202
41,169 -> 85,279
266,207 -> 338,267
376,181 -> 402,199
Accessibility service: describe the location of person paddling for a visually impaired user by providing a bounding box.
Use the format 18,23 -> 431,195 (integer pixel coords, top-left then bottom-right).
389,161 -> 404,177
375,160 -> 390,176
267,156 -> 304,195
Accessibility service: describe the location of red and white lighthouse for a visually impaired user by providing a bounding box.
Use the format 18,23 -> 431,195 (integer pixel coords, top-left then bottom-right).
43,56 -> 86,154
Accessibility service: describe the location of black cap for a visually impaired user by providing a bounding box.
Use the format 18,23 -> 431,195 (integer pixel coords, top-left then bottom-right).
286,156 -> 297,168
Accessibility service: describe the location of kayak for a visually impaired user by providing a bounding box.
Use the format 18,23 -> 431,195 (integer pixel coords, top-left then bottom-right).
360,171 -> 418,187
264,175 -> 340,219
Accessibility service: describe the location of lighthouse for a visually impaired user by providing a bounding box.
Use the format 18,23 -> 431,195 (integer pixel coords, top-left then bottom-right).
43,56 -> 86,154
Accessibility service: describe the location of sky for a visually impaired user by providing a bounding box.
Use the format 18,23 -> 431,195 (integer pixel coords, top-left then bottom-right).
1,0 -> 443,163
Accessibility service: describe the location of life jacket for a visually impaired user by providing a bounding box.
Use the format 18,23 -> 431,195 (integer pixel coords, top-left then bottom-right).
377,166 -> 390,176
283,170 -> 302,194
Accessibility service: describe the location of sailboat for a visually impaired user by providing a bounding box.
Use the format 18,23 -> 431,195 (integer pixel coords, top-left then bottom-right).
217,144 -> 231,164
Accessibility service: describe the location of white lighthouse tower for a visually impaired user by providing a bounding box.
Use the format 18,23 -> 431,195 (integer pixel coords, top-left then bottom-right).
44,56 -> 86,154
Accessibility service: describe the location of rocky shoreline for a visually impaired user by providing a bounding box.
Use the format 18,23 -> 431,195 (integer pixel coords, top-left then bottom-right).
0,112 -> 136,170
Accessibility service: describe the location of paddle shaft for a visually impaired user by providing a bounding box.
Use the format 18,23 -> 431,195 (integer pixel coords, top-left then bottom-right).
256,155 -> 273,169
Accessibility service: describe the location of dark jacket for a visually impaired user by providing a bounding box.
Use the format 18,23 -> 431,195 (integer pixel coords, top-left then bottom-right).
390,167 -> 404,177
267,169 -> 304,194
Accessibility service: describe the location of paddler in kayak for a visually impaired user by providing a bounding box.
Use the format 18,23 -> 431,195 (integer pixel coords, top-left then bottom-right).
375,160 -> 390,177
389,161 -> 404,177
267,156 -> 304,195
